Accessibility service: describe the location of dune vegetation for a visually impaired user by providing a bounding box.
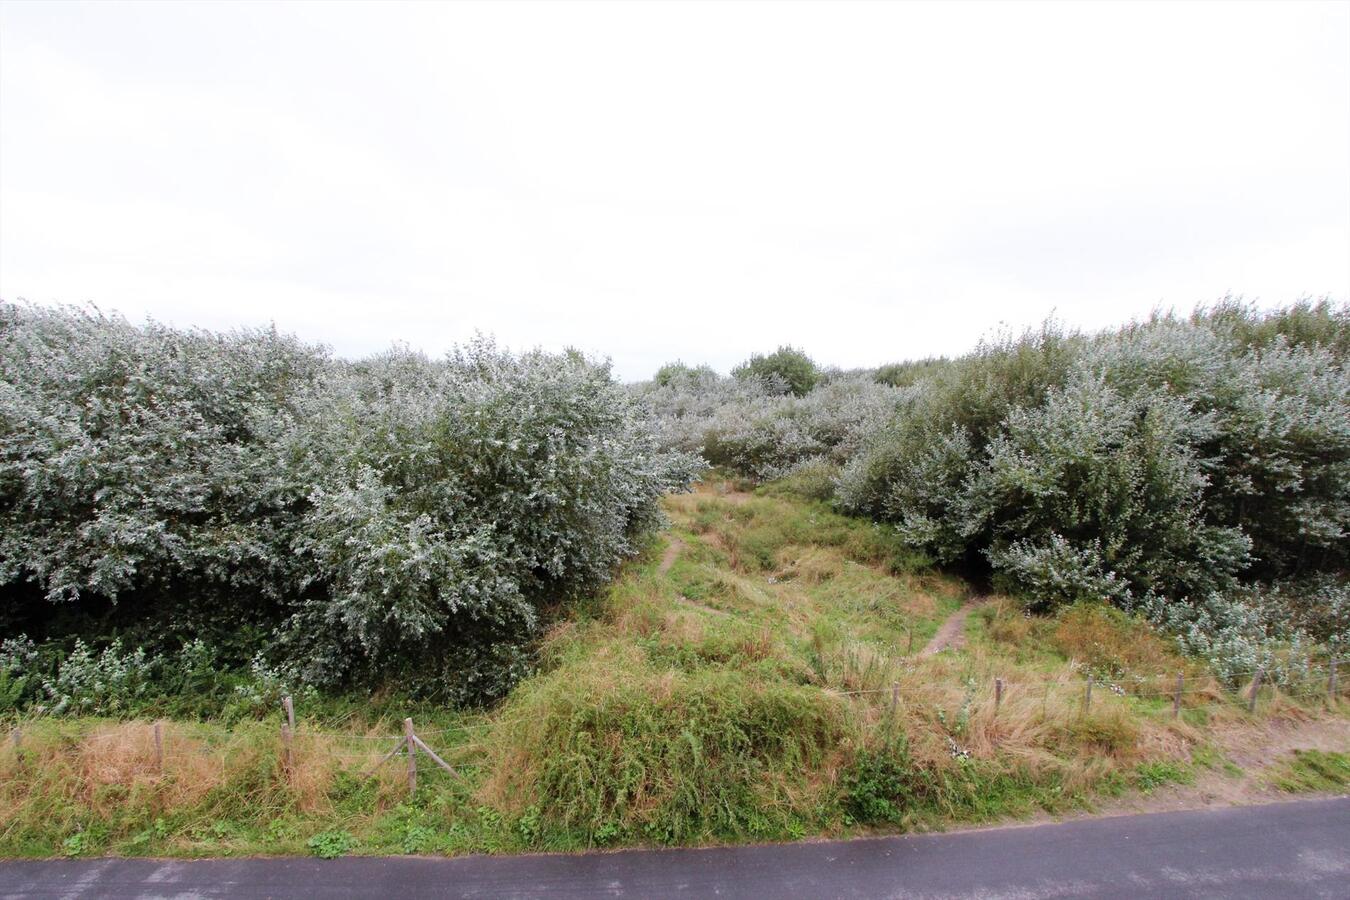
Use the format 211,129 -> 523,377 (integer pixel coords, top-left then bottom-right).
1,298 -> 1347,858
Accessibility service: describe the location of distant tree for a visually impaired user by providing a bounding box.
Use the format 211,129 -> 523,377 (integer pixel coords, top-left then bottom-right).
732,346 -> 819,397
653,360 -> 717,387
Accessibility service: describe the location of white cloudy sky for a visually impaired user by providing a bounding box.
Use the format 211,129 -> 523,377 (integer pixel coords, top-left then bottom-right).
1,1 -> 1347,380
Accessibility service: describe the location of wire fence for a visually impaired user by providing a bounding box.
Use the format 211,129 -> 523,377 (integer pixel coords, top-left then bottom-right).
826,658 -> 1346,723
6,657 -> 1344,796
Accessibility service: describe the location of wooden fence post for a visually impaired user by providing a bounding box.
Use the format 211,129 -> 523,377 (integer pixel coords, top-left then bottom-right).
994,678 -> 1004,715
10,728 -> 20,767
1084,677 -> 1093,714
907,629 -> 915,655
1330,659 -> 1339,703
410,734 -> 464,780
1248,668 -> 1264,714
1173,673 -> 1184,719
360,736 -> 408,780
153,722 -> 164,773
403,718 -> 417,795
889,683 -> 900,718
281,722 -> 293,775
283,696 -> 295,732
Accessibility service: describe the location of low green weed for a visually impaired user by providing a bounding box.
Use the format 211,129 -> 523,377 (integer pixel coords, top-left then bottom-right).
306,829 -> 357,859
1135,760 -> 1193,792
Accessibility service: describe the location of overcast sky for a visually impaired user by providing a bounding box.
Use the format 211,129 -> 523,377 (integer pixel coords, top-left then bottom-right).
1,1 -> 1347,380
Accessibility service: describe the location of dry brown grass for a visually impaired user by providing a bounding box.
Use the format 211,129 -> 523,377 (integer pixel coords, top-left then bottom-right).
984,599 -> 1036,645
777,546 -> 843,585
830,641 -> 1205,799
1049,604 -> 1190,680
0,722 -> 239,822
0,718 -> 414,839
79,722 -> 231,812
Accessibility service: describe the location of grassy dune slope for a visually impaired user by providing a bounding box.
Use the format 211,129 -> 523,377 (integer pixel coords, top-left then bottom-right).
2,478 -> 1346,858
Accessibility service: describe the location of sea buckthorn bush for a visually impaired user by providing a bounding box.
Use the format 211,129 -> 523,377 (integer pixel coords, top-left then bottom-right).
0,302 -> 698,704
837,299 -> 1349,675
637,367 -> 904,482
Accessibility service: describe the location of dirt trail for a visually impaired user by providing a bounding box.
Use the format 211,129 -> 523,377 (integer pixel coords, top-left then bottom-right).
921,596 -> 987,655
658,536 -> 683,575
658,536 -> 731,617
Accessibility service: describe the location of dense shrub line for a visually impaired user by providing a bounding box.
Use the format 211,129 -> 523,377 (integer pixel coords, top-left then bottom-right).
5,297 -> 1345,708
837,303 -> 1348,591
636,364 -> 905,481
1,302 -> 699,705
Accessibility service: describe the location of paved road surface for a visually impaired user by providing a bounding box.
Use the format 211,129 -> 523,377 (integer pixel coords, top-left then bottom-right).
2,797 -> 1347,899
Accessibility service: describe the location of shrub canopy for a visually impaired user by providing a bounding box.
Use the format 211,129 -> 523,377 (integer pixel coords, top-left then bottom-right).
1,302 -> 698,701
837,301 -> 1350,613
636,368 -> 902,481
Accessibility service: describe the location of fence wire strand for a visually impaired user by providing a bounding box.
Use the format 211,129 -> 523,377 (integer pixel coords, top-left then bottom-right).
11,653 -> 1341,781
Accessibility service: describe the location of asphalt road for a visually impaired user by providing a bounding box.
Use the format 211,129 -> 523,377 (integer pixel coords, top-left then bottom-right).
2,797 -> 1347,899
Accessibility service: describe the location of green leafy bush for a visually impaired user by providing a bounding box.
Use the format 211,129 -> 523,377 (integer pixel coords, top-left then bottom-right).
874,357 -> 950,388
40,639 -> 153,715
0,636 -> 38,711
842,746 -> 915,824
732,345 -> 820,396
306,829 -> 357,859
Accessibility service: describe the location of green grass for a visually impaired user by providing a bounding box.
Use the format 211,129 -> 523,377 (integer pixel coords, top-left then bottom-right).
1134,760 -> 1195,793
1269,750 -> 1350,793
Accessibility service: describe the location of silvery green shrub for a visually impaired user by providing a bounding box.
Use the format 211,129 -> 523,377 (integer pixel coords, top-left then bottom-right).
1084,314 -> 1350,579
1129,585 -> 1329,686
973,372 -> 1251,603
0,301 -> 325,611
1248,576 -> 1350,656
636,369 -> 903,481
635,362 -> 778,457
1,303 -> 698,703
283,341 -> 701,693
837,301 -> 1349,672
